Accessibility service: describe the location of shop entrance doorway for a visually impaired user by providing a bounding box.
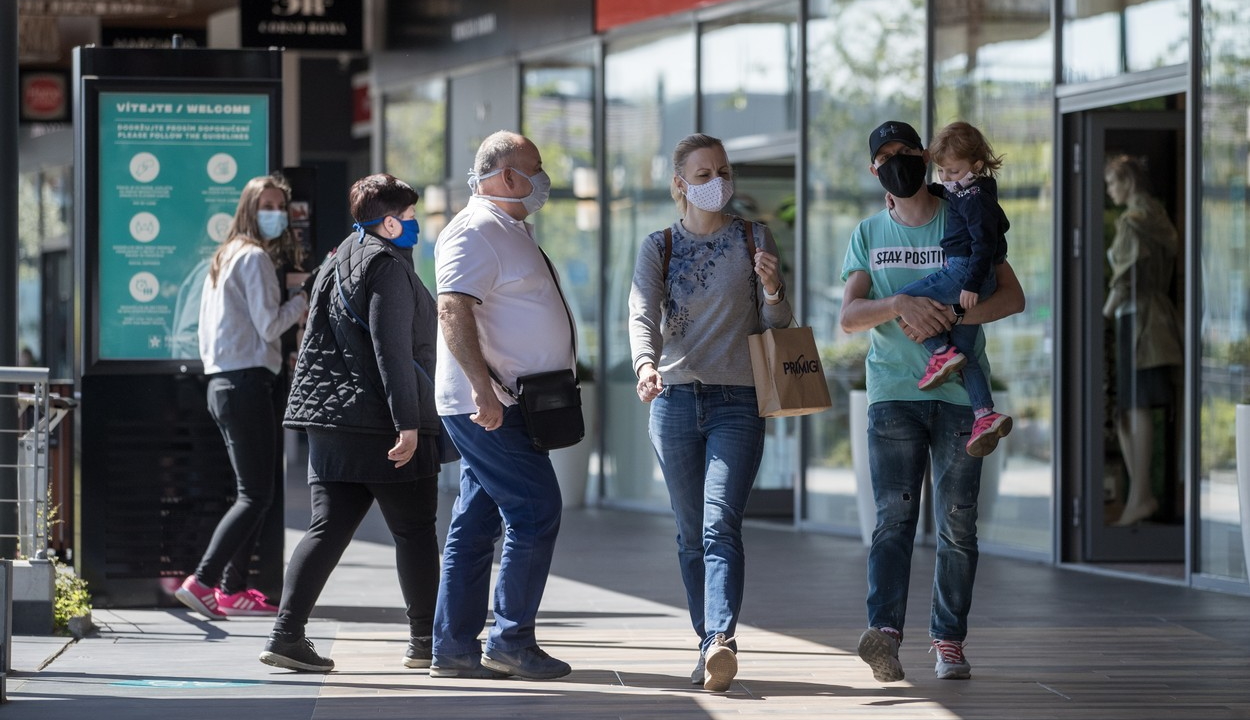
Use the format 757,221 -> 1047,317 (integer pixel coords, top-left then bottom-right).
1062,103 -> 1187,571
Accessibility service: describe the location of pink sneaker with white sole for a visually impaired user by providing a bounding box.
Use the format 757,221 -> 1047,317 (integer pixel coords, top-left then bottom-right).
918,346 -> 967,390
966,412 -> 1012,457
216,588 -> 278,617
174,575 -> 227,620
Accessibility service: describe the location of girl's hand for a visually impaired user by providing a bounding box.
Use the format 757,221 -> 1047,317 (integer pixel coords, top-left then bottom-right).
959,289 -> 980,310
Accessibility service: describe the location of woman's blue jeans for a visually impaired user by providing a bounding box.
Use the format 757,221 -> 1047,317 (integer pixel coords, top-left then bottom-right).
648,382 -> 765,652
865,400 -> 981,642
895,255 -> 998,411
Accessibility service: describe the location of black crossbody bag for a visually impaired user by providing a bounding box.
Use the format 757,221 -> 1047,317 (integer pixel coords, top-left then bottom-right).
487,250 -> 584,451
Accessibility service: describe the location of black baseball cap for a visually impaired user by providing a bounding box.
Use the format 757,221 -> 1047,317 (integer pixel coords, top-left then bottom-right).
868,121 -> 924,162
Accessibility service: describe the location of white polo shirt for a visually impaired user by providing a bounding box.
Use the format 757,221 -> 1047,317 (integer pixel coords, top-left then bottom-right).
434,197 -> 575,415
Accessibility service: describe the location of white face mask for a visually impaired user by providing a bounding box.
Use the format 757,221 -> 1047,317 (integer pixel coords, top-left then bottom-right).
468,166 -> 552,215
681,175 -> 734,212
941,169 -> 978,194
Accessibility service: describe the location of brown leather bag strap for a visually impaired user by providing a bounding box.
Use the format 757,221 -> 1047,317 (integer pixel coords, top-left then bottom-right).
662,227 -> 673,282
744,219 -> 757,258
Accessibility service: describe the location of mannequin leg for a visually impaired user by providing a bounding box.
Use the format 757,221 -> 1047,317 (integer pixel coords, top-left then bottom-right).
1114,408 -> 1158,526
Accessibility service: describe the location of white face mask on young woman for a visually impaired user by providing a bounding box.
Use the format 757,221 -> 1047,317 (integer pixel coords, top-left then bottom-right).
681,175 -> 734,212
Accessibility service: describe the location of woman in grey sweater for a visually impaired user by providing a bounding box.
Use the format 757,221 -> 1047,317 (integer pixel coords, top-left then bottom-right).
627,133 -> 793,692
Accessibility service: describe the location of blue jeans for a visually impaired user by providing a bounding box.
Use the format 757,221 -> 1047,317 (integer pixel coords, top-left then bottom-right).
865,400 -> 981,642
648,382 -> 765,652
896,256 -> 997,411
433,405 -> 562,657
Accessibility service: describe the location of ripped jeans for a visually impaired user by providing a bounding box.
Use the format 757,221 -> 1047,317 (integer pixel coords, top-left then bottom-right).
865,400 -> 981,642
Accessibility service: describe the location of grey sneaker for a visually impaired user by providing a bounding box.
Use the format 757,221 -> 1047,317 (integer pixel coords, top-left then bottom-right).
690,652 -> 705,685
482,645 -> 571,680
857,627 -> 904,682
702,633 -> 737,692
931,639 -> 972,679
404,636 -> 432,669
429,652 -> 510,679
259,634 -> 334,673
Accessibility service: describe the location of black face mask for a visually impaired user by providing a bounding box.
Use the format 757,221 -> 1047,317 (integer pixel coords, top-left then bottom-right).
875,153 -> 927,198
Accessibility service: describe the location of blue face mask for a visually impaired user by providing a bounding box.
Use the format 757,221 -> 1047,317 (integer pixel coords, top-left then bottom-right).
392,218 -> 420,248
352,215 -> 420,248
257,209 -> 288,240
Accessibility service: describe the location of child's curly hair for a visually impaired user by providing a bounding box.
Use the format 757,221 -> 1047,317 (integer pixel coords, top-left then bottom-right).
930,121 -> 1004,177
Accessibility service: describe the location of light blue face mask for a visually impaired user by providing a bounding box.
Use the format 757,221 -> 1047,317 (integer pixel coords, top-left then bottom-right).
467,166 -> 551,215
257,209 -> 289,240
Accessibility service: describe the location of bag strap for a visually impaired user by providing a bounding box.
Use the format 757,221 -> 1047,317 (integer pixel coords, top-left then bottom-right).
662,219 -> 756,283
486,247 -> 577,399
334,259 -> 435,386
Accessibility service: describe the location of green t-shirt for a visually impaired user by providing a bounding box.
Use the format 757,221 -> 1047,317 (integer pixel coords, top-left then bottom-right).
840,203 -> 989,406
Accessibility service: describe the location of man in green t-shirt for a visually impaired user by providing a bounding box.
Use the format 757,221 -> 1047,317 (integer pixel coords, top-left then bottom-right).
839,120 -> 1025,683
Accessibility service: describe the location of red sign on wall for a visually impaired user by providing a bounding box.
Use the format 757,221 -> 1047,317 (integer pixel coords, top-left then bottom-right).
595,0 -> 731,32
20,70 -> 69,122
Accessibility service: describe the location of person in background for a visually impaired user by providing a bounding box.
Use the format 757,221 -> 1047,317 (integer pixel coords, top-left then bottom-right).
628,132 -> 793,692
1103,154 -> 1183,526
840,121 -> 1024,683
258,173 -> 444,673
178,174 -> 308,620
431,130 -> 573,681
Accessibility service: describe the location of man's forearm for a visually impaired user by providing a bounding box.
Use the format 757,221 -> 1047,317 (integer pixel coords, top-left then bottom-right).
437,293 -> 496,395
963,261 -> 1025,325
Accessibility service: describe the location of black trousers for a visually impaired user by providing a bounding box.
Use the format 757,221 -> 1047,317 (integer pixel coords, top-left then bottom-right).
198,367 -> 279,594
273,476 -> 440,638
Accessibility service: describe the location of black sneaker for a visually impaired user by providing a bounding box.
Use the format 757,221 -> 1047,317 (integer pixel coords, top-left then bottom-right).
404,636 -> 433,669
481,645 -> 571,680
259,634 -> 334,673
430,652 -> 510,679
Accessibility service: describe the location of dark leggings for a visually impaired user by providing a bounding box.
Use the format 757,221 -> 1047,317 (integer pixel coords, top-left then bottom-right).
198,368 -> 279,595
273,477 -> 440,638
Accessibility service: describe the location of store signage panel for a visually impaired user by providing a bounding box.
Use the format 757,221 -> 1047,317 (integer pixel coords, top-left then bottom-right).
96,91 -> 270,361
595,0 -> 732,32
241,0 -> 363,51
385,0 -> 591,69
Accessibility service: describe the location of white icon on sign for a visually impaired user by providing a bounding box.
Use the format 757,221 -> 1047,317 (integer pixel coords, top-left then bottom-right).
129,152 -> 160,183
207,212 -> 233,243
129,212 -> 160,243
207,153 -> 238,184
129,271 -> 159,303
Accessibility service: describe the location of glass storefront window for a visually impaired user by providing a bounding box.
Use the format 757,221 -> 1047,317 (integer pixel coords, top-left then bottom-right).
522,49 -> 601,384
933,0 -> 1054,554
604,28 -> 696,509
700,4 -> 800,140
1199,0 -> 1250,584
16,166 -> 72,378
804,0 -> 927,535
1063,0 -> 1188,84
383,79 -> 446,285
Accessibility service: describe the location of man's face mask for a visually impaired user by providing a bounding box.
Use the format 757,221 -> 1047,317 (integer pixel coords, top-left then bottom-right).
469,166 -> 551,215
875,153 -> 927,198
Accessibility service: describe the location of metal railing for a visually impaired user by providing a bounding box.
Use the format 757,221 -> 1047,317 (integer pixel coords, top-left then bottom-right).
0,367 -> 66,560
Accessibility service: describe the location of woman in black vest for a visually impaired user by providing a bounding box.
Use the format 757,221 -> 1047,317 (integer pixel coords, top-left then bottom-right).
259,174 -> 445,673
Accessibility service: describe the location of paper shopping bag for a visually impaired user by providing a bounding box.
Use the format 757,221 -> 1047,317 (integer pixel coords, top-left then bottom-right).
747,327 -> 834,417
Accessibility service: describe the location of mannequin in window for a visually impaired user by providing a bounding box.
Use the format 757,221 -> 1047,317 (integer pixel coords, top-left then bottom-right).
1103,154 -> 1183,526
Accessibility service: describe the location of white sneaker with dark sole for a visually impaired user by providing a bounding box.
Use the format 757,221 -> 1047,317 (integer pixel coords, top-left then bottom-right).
857,627 -> 904,682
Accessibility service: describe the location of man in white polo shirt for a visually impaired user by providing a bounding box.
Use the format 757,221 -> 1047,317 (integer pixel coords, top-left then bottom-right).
430,130 -> 575,681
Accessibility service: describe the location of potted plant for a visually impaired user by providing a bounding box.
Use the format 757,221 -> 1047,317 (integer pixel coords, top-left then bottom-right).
820,340 -> 874,545
550,360 -> 597,509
